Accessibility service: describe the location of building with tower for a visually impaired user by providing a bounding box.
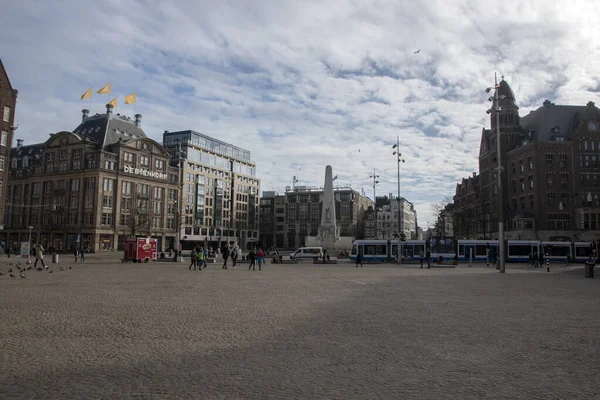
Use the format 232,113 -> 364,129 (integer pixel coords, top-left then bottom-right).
3,105 -> 180,252
453,77 -> 600,241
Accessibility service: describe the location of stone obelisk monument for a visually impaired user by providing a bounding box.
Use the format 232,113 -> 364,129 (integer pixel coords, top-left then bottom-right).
318,165 -> 340,249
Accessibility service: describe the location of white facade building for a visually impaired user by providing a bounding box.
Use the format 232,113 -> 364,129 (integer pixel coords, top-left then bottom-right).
376,196 -> 418,239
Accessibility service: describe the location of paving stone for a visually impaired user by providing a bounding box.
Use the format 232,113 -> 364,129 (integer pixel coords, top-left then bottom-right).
0,255 -> 599,399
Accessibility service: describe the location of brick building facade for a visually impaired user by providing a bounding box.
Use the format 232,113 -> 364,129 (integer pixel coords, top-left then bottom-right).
453,78 -> 600,241
0,59 -> 18,231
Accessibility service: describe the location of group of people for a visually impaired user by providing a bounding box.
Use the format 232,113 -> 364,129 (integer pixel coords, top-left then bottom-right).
73,247 -> 87,262
354,249 -> 434,268
186,242 -> 268,271
189,246 -> 209,270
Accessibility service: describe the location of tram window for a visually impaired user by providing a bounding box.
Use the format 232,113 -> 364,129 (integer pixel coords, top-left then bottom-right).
364,245 -> 376,255
351,244 -> 357,255
546,246 -> 569,257
458,245 -> 465,256
392,244 -> 398,256
375,245 -> 386,255
508,244 -> 532,256
575,246 -> 592,257
414,245 -> 424,256
475,245 -> 488,256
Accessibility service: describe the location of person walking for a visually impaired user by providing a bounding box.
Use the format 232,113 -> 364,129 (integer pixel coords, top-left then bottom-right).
34,243 -> 46,269
419,251 -> 424,269
231,242 -> 239,269
426,248 -> 431,269
248,248 -> 256,270
80,247 -> 86,262
256,248 -> 265,271
355,250 -> 363,268
196,247 -> 205,271
73,247 -> 79,262
203,247 -> 209,269
222,244 -> 230,269
189,248 -> 197,270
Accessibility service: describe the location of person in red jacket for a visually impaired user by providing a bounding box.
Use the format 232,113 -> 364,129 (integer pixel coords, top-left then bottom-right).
256,248 -> 265,271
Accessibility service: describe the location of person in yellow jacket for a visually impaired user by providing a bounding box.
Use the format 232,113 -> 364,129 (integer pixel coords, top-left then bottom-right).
196,247 -> 205,271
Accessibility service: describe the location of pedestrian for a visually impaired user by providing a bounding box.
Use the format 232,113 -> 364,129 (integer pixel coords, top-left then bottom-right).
231,242 -> 239,269
539,252 -> 544,269
222,244 -> 230,269
256,248 -> 264,271
34,243 -> 46,269
189,248 -> 197,270
322,248 -> 327,263
528,253 -> 533,267
419,251 -> 424,269
196,247 -> 205,271
426,248 -> 431,269
203,247 -> 209,269
80,247 -> 86,262
6,245 -> 10,259
355,250 -> 363,268
248,248 -> 256,270
566,254 -> 571,266
73,247 -> 79,262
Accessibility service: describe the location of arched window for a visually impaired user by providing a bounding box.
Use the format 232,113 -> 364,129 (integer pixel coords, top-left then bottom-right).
23,156 -> 28,167
584,140 -> 589,151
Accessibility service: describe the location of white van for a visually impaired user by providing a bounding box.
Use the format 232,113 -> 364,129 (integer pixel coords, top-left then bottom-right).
290,247 -> 324,260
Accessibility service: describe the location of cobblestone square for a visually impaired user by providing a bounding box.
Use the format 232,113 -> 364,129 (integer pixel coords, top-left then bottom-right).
1,256 -> 599,399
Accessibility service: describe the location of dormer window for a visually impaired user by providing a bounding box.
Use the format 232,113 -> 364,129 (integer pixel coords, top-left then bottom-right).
589,121 -> 598,132
23,156 -> 28,167
12,158 -> 17,168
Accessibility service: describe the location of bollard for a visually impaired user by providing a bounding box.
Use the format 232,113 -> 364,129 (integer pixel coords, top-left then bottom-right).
546,252 -> 550,272
486,249 -> 489,268
469,248 -> 473,268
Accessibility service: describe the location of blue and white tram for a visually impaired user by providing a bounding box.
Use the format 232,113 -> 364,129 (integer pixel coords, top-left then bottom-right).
573,242 -> 594,263
507,240 -> 540,263
540,241 -> 572,262
350,240 -> 426,262
457,240 -> 498,263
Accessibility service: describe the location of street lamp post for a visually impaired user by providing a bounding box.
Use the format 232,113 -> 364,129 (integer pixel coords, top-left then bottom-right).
392,136 -> 406,263
369,170 -> 380,238
27,225 -> 33,264
175,140 -> 184,262
486,74 -> 506,273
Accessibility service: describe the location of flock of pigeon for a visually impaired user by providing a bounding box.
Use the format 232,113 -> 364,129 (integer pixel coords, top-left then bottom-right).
0,260 -> 72,279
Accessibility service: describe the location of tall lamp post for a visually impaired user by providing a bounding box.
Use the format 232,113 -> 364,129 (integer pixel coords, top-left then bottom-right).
27,225 -> 33,264
392,136 -> 405,263
369,170 -> 380,238
175,140 -> 184,262
486,74 -> 506,273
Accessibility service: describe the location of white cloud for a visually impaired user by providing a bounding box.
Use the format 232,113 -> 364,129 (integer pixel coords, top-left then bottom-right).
1,0 -> 600,227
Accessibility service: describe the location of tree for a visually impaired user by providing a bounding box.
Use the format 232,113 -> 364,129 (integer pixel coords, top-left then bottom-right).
118,197 -> 149,239
430,196 -> 453,237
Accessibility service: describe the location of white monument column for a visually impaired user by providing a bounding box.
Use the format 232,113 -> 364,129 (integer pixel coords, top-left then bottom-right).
318,165 -> 339,249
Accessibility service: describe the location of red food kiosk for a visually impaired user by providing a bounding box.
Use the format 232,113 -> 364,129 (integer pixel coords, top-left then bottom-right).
123,238 -> 157,263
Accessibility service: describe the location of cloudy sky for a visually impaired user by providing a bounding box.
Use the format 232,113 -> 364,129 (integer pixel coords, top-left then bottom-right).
2,0 -> 599,226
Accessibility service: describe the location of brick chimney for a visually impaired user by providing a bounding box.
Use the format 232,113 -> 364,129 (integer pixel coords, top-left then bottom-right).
81,109 -> 89,123
16,139 -> 23,148
106,103 -> 114,115
134,114 -> 142,127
